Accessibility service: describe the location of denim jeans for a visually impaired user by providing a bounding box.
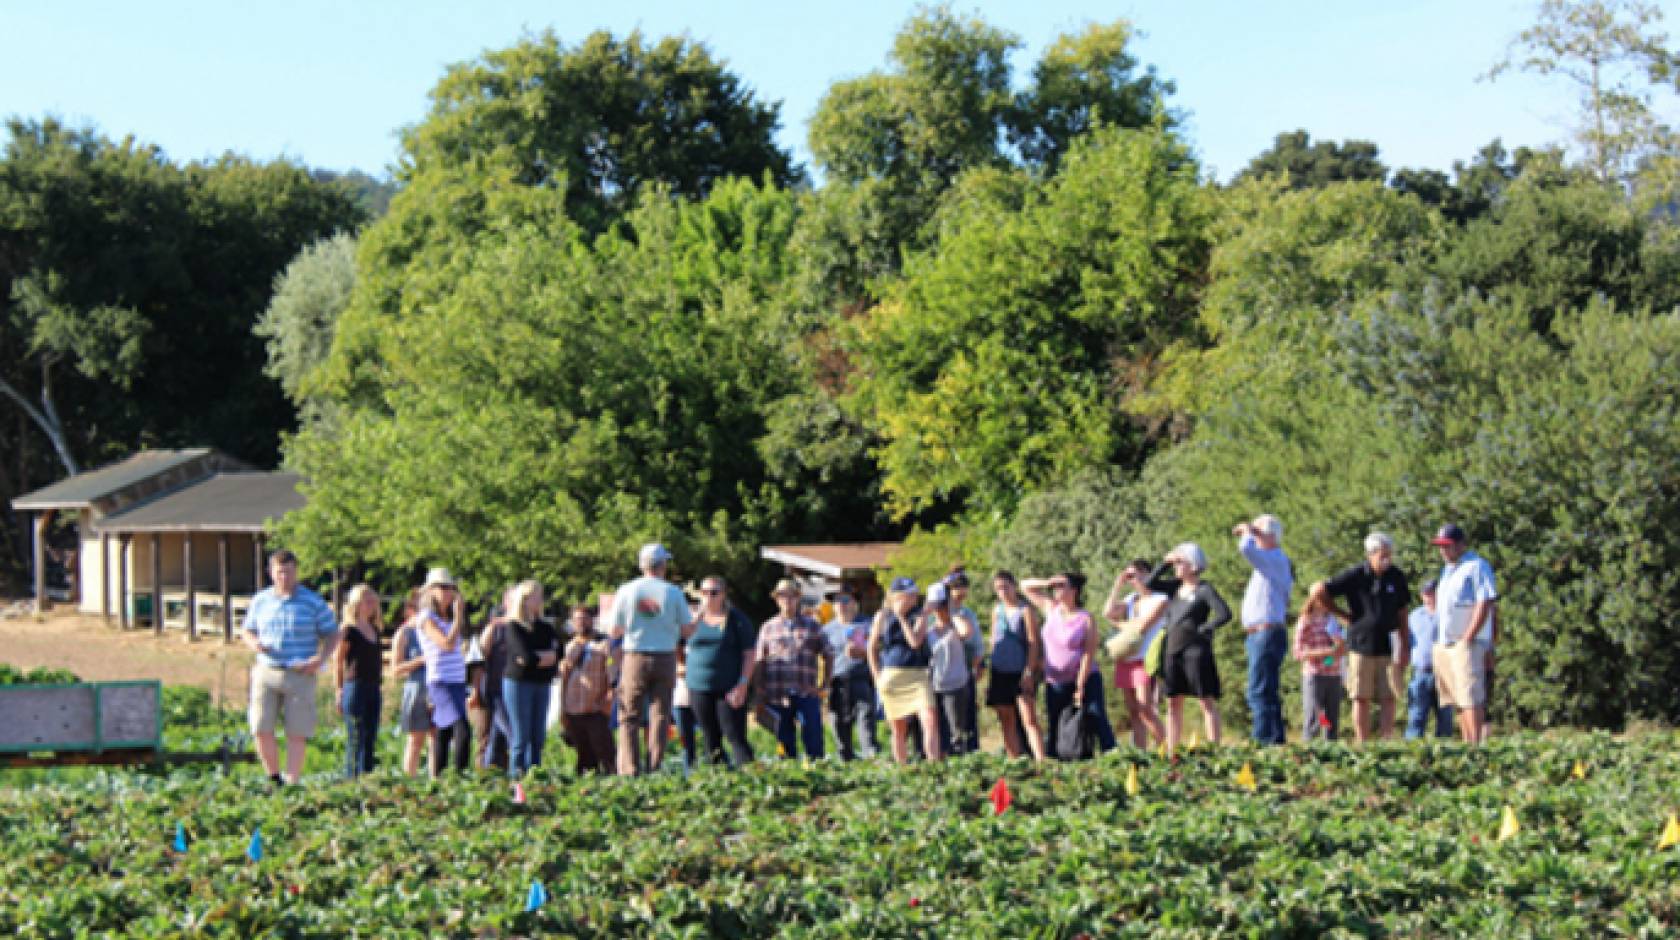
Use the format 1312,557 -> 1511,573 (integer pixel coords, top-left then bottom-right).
339,680 -> 380,778
827,672 -> 878,760
768,694 -> 825,760
1245,626 -> 1288,745
1044,671 -> 1116,760
501,678 -> 551,778
675,704 -> 699,771
1405,671 -> 1455,739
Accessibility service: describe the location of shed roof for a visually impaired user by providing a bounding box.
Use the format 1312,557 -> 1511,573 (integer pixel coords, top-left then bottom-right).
95,473 -> 304,534
760,542 -> 901,579
11,449 -> 215,511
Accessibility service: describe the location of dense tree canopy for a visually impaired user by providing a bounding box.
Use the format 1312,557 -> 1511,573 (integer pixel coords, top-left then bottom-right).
403,29 -> 798,235
0,118 -> 361,586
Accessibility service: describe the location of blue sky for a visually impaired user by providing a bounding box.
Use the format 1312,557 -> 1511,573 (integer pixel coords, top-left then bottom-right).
0,1 -> 1619,181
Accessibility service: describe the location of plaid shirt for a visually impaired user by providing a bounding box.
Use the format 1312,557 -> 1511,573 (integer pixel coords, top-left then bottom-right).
1293,612 -> 1345,678
562,636 -> 615,715
756,613 -> 829,702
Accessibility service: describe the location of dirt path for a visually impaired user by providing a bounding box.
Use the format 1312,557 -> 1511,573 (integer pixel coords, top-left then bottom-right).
0,608 -> 255,708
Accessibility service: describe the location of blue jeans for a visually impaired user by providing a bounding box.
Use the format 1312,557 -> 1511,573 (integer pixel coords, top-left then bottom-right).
1245,627 -> 1288,745
339,680 -> 380,778
501,678 -> 551,778
768,694 -> 825,760
1405,671 -> 1455,739
827,672 -> 879,760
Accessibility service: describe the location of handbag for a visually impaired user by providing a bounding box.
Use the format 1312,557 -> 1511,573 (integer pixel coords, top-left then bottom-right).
1108,594 -> 1169,663
1054,702 -> 1093,761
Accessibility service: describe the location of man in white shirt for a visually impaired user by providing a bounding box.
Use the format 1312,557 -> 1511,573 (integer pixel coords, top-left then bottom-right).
1429,524 -> 1498,745
1234,514 -> 1293,745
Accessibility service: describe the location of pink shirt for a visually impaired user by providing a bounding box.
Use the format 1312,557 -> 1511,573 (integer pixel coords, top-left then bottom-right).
1042,609 -> 1094,685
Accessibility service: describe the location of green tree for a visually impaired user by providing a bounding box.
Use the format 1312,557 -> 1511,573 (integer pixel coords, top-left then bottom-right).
1235,129 -> 1389,189
404,29 -> 797,235
847,128 -> 1211,519
254,232 -> 357,428
284,174 -> 846,600
1010,20 -> 1175,172
1487,0 -> 1680,185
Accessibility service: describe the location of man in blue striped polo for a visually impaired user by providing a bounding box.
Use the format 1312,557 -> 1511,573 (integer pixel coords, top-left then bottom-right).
241,549 -> 338,785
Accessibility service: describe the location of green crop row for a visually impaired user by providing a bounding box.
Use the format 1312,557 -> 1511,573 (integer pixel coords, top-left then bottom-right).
2,726 -> 1678,938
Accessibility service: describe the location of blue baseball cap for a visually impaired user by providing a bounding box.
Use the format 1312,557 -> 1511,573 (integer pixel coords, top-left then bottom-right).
1430,524 -> 1466,546
889,576 -> 917,595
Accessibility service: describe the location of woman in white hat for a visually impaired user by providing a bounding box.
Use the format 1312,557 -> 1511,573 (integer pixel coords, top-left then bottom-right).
1145,544 -> 1230,755
415,567 -> 473,774
867,577 -> 942,764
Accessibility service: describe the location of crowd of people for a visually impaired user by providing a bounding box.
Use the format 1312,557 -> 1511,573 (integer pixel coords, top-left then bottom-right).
236,518 -> 1500,785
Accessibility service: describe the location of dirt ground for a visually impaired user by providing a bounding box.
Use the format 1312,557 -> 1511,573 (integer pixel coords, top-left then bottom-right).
0,607 -> 256,709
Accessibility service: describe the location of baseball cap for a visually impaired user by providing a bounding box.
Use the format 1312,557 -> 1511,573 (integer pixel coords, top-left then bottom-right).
926,582 -> 949,606
889,576 -> 917,595
1430,524 -> 1466,546
1421,578 -> 1439,594
638,542 -> 673,567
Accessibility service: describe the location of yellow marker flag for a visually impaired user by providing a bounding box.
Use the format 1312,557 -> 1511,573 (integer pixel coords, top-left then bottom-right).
1187,730 -> 1201,751
1125,765 -> 1141,797
1158,740 -> 1169,759
1659,813 -> 1680,850
1571,761 -> 1587,781
1235,762 -> 1257,791
1498,805 -> 1520,842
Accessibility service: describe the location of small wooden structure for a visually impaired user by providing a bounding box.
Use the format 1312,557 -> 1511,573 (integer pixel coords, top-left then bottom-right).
0,679 -> 162,767
759,542 -> 901,614
11,450 -> 250,615
0,678 -> 254,771
95,472 -> 307,640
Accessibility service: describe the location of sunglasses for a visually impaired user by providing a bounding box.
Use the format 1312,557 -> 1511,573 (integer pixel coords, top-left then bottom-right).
1049,581 -> 1071,590
700,589 -> 723,596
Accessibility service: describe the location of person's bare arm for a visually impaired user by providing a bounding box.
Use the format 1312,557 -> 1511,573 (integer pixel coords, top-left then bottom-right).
1020,578 -> 1054,613
391,625 -> 422,678
333,627 -> 351,691
1073,617 -> 1099,706
1023,606 -> 1043,676
1102,574 -> 1129,625
866,612 -> 886,684
1461,599 -> 1496,646
1308,582 -> 1354,624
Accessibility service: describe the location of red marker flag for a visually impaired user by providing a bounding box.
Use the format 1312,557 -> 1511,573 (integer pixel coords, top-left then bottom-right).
989,777 -> 1013,815
513,782 -> 527,805
1318,712 -> 1331,730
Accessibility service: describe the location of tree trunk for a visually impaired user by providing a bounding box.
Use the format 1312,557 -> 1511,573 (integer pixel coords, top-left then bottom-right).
0,361 -> 79,476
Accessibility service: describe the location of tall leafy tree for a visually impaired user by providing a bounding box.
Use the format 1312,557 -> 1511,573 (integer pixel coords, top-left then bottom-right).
403,29 -> 797,235
846,128 -> 1211,519
254,232 -> 358,429
1487,0 -> 1680,185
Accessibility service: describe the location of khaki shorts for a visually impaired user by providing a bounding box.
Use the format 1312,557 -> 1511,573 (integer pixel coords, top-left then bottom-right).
1434,643 -> 1487,710
617,651 -> 676,731
249,664 -> 319,736
1346,653 -> 1395,703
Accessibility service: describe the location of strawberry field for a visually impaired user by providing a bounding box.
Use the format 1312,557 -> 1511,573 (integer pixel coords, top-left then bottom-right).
3,721 -> 1679,937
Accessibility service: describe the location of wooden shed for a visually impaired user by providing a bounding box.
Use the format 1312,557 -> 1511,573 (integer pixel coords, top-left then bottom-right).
94,472 -> 306,639
759,542 -> 901,615
10,449 -> 249,615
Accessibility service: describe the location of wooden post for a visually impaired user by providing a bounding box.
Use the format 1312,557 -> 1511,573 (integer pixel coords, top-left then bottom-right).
253,535 -> 265,593
118,536 -> 131,630
31,510 -> 53,614
150,533 -> 163,636
100,532 -> 112,625
219,533 -> 232,642
184,535 -> 197,641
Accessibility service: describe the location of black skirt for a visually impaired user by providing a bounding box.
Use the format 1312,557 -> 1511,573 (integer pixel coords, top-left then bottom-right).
985,669 -> 1023,706
1162,641 -> 1220,699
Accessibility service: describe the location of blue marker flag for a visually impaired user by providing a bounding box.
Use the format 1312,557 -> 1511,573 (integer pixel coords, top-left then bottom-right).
247,827 -> 263,863
173,822 -> 187,853
525,880 -> 548,912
